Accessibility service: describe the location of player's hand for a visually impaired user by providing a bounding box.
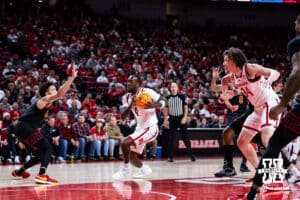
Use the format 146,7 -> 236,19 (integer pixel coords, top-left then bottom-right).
144,102 -> 156,109
163,119 -> 169,128
221,90 -> 235,101
212,68 -> 220,79
181,117 -> 187,124
269,104 -> 286,120
71,64 -> 78,79
53,137 -> 59,146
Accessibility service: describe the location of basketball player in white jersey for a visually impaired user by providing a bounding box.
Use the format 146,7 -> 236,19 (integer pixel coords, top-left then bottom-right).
113,75 -> 166,179
221,47 -> 280,170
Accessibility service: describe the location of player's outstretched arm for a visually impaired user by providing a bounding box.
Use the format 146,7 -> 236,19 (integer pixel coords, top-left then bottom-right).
38,65 -> 78,109
247,63 -> 280,85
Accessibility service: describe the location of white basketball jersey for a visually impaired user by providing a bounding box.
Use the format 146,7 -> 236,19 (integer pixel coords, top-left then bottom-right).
122,87 -> 160,129
233,64 -> 279,107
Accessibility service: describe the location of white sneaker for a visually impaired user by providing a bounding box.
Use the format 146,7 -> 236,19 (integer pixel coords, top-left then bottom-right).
112,166 -> 132,179
25,155 -> 31,162
288,174 -> 300,184
7,158 -> 13,164
57,157 -> 65,163
14,156 -> 20,164
133,164 -> 152,179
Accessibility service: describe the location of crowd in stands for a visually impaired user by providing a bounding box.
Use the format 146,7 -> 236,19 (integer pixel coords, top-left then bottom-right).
0,6 -> 293,164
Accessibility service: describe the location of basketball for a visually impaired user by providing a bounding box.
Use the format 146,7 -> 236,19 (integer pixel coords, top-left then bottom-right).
135,92 -> 153,108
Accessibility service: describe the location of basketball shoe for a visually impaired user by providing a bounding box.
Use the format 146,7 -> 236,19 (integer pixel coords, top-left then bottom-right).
287,168 -> 300,184
240,162 -> 251,173
133,164 -> 152,179
34,174 -> 59,185
215,162 -> 237,177
12,170 -> 31,179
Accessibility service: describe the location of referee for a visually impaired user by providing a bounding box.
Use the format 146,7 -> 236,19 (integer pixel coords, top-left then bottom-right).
163,82 -> 196,162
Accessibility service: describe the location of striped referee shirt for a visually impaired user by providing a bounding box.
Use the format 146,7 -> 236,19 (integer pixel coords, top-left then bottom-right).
166,94 -> 187,117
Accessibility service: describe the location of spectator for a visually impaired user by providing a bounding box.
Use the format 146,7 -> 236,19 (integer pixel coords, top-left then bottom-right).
108,84 -> 125,106
40,116 -> 64,163
105,116 -> 123,160
96,71 -> 109,84
117,118 -> 134,137
108,77 -> 126,91
198,117 -> 209,128
72,114 -> 93,161
7,29 -> 18,43
90,118 -> 109,160
86,53 -> 99,69
7,115 -> 31,163
66,92 -> 82,110
142,140 -> 158,159
2,62 -> 16,77
0,121 -> 10,164
69,101 -> 80,120
211,115 -> 226,128
58,114 -> 79,161
0,89 -> 5,102
16,96 -> 27,112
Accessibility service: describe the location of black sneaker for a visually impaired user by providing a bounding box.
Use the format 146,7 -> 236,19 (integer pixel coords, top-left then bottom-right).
191,155 -> 196,162
240,162 -> 251,173
168,158 -> 174,162
214,167 -> 237,177
150,154 -> 156,159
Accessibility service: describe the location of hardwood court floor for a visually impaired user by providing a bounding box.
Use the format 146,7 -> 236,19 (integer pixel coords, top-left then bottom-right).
0,158 -> 300,200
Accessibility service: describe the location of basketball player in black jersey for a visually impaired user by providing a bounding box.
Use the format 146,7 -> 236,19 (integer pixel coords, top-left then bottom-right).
11,65 -> 78,185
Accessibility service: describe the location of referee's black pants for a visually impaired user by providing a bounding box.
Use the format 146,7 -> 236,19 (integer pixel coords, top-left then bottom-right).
168,116 -> 193,159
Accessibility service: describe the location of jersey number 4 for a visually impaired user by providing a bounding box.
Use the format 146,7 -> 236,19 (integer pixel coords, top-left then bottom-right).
241,87 -> 254,97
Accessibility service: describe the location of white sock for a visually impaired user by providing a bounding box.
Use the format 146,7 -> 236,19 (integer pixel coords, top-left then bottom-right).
124,163 -> 130,169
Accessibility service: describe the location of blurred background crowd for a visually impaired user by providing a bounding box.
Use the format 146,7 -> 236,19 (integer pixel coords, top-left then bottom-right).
0,0 -> 294,164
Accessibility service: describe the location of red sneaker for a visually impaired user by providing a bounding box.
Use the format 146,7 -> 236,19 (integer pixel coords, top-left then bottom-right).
34,174 -> 59,185
12,170 -> 31,179
264,181 -> 289,191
